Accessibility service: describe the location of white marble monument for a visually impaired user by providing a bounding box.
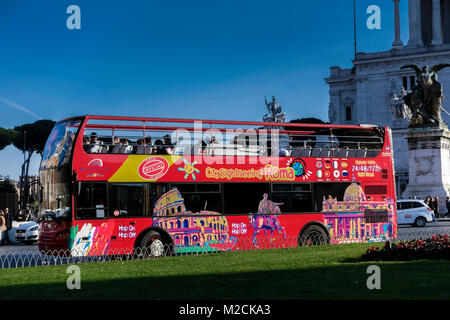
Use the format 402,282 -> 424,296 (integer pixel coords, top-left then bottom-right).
325,0 -> 450,213
402,127 -> 450,212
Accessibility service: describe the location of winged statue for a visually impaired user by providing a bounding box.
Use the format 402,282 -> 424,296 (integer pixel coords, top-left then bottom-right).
400,64 -> 450,126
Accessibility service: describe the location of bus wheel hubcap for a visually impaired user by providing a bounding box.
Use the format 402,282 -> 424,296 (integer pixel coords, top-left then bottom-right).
150,239 -> 164,256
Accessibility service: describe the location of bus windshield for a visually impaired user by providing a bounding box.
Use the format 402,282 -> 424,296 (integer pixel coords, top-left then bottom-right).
40,119 -> 80,170
39,167 -> 73,221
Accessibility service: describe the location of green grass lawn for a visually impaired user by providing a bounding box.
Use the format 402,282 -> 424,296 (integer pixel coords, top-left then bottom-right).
1,243 -> 449,300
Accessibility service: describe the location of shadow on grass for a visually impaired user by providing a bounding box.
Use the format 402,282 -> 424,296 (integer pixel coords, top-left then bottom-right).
1,259 -> 449,300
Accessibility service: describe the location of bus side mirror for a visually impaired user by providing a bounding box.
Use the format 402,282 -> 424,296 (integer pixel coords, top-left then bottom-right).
77,182 -> 81,196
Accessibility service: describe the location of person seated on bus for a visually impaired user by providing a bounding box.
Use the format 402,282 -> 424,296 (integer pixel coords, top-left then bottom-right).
83,136 -> 91,152
89,132 -> 104,153
153,139 -> 166,155
99,137 -> 112,153
204,136 -> 219,156
193,139 -> 208,155
163,135 -> 174,155
136,138 -> 145,154
279,148 -> 290,157
119,138 -> 133,154
100,144 -> 110,153
144,137 -> 153,154
110,136 -> 121,153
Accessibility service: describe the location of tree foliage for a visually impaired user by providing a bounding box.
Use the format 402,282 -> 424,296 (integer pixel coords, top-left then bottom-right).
12,119 -> 55,156
0,177 -> 17,194
1,119 -> 55,207
0,127 -> 19,151
289,117 -> 327,124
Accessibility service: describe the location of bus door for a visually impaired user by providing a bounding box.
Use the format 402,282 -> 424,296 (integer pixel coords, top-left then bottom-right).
73,182 -> 112,255
107,183 -> 151,251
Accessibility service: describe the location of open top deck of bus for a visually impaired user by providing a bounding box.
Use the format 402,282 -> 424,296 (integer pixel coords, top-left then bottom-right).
57,115 -> 387,160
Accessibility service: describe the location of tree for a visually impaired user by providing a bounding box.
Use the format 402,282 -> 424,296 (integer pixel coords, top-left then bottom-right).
0,127 -> 19,151
285,117 -> 328,147
12,120 -> 55,156
0,177 -> 17,194
11,119 -> 55,208
289,117 -> 327,124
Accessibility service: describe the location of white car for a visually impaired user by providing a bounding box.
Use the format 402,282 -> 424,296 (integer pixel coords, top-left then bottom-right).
396,199 -> 434,227
15,221 -> 39,244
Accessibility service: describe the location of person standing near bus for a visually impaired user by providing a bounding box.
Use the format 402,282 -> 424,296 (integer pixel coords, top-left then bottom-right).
446,196 -> 450,218
4,208 -> 12,244
432,197 -> 440,218
424,196 -> 435,221
0,210 -> 7,246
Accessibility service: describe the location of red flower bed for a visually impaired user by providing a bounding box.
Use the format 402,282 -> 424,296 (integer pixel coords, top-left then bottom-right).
361,234 -> 450,261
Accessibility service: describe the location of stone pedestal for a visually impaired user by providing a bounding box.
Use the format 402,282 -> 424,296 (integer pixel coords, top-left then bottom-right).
391,126 -> 410,196
401,126 -> 450,214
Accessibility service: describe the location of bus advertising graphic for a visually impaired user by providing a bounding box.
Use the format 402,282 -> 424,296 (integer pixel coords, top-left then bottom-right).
177,158 -> 200,180
138,157 -> 169,180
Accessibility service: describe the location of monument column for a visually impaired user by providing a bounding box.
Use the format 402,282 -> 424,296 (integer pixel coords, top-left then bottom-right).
407,0 -> 423,47
392,0 -> 403,49
431,0 -> 443,45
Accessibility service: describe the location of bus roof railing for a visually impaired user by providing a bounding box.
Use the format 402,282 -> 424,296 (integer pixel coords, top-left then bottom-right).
62,114 -> 384,131
66,115 -> 387,158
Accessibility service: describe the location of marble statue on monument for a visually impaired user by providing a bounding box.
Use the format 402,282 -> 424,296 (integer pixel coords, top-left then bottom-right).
263,96 -> 286,123
390,78 -> 412,121
400,64 -> 450,214
401,64 -> 450,127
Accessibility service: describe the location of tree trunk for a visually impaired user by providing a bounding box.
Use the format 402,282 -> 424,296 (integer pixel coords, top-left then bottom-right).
20,150 -> 34,209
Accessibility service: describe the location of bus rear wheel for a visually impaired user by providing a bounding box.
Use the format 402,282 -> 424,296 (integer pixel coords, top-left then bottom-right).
139,231 -> 170,258
298,225 -> 329,247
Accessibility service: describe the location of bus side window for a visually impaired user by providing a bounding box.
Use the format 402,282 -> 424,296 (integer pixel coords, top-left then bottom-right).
111,184 -> 149,217
313,182 -> 351,212
271,184 -> 313,213
76,183 -> 107,219
173,183 -> 222,213
223,183 -> 270,215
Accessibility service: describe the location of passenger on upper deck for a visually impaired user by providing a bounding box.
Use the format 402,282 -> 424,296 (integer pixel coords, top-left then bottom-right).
83,136 -> 91,152
144,137 -> 153,154
111,136 -> 121,153
163,135 -> 174,155
119,138 -> 133,154
136,138 -> 145,154
89,132 -> 104,153
153,139 -> 166,155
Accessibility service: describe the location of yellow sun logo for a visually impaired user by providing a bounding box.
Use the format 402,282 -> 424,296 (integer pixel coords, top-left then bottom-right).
177,158 -> 200,180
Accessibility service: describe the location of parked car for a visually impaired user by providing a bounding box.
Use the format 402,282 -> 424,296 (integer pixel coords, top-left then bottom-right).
397,199 -> 434,227
15,221 -> 39,244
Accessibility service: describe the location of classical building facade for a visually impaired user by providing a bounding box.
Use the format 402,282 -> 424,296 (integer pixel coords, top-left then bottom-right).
326,0 -> 450,197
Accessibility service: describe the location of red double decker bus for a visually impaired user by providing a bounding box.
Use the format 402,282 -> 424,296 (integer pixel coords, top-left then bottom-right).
38,115 -> 397,256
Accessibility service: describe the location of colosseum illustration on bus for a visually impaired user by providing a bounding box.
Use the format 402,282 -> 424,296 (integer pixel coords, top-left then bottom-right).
151,188 -> 237,252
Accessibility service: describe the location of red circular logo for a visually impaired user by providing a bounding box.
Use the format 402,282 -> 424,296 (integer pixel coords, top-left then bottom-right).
138,157 -> 169,180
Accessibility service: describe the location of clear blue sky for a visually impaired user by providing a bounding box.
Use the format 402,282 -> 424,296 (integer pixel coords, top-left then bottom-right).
0,0 -> 409,180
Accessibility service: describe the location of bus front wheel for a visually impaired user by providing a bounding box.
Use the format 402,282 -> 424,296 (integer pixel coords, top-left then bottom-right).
298,225 -> 329,247
139,231 -> 170,258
